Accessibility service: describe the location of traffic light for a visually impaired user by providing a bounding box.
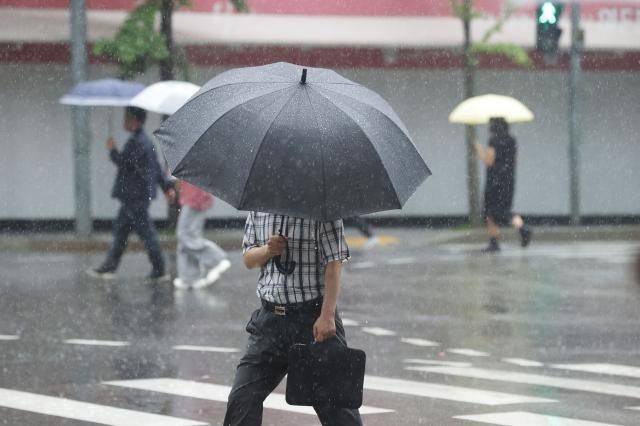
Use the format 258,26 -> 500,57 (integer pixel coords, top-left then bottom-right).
536,2 -> 564,54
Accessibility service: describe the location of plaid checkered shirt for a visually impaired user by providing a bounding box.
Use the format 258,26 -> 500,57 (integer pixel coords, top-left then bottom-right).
242,212 -> 350,304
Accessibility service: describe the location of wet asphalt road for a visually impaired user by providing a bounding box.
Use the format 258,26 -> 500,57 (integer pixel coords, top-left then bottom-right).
1,229 -> 639,426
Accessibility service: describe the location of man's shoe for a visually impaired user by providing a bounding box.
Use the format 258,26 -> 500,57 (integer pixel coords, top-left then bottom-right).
173,277 -> 191,290
481,238 -> 500,253
86,267 -> 117,280
146,272 -> 171,284
206,259 -> 231,282
519,226 -> 532,248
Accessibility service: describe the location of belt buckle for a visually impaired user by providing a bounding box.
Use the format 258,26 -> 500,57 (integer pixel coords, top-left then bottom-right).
274,305 -> 286,316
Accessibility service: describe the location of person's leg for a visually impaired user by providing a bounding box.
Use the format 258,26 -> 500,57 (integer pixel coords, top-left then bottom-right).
313,316 -> 363,426
175,206 -> 202,284
131,203 -> 165,277
482,216 -> 501,252
224,308 -> 288,426
100,204 -> 133,271
512,214 -> 532,247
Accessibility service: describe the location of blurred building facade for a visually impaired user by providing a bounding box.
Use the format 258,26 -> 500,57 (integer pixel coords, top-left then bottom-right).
1,0 -> 639,227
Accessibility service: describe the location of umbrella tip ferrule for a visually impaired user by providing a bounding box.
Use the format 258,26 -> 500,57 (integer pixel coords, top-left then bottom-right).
301,68 -> 307,84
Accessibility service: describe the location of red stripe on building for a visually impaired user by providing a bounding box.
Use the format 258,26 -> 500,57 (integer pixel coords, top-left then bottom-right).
2,42 -> 639,72
2,0 -> 637,19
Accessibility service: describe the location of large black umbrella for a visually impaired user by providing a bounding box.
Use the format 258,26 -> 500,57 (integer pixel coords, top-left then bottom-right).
155,62 -> 431,221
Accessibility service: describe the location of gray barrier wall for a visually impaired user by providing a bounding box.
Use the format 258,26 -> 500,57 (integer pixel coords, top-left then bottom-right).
1,64 -> 639,220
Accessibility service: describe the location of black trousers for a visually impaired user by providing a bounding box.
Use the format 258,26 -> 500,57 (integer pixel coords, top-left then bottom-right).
224,304 -> 363,426
101,202 -> 165,275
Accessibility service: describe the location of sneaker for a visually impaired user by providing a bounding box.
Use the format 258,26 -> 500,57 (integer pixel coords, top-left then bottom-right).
173,277 -> 192,290
146,272 -> 171,284
206,259 -> 231,282
191,276 -> 216,290
519,226 -> 532,248
86,267 -> 117,280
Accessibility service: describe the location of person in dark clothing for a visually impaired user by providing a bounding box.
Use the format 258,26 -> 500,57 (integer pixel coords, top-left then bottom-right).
87,107 -> 176,282
474,117 -> 532,252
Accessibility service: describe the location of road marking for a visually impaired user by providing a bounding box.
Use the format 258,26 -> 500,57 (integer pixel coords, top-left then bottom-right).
551,363 -> 640,379
400,338 -> 439,347
173,345 -> 239,353
364,376 -> 555,406
502,358 -> 544,367
454,411 -> 623,426
386,257 -> 415,265
0,387 -> 206,426
362,327 -> 397,336
64,339 -> 129,347
0,335 -> 19,341
105,378 -> 393,415
350,261 -> 376,269
410,366 -> 640,399
627,406 -> 640,410
447,348 -> 489,357
341,318 -> 360,327
403,359 -> 471,368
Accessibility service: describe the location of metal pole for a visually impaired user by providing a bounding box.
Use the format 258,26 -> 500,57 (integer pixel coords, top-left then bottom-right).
568,1 -> 581,225
70,0 -> 92,235
463,0 -> 481,227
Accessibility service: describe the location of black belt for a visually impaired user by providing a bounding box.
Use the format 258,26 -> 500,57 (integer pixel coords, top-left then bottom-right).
261,297 -> 323,316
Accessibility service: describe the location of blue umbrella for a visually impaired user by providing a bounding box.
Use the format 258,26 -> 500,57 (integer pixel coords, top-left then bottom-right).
60,79 -> 145,136
60,79 -> 145,106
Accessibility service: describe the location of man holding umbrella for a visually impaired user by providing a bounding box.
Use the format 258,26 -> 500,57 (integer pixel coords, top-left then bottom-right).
87,106 -> 176,282
153,63 -> 431,425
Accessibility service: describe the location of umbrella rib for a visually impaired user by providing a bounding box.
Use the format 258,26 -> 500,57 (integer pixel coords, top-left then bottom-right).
309,87 -> 420,208
237,87 -> 301,211
310,84 -> 407,134
302,86 -> 327,220
186,81 -> 292,106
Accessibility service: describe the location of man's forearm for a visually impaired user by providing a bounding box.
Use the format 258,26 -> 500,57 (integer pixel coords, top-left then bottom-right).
243,246 -> 271,269
321,261 -> 342,317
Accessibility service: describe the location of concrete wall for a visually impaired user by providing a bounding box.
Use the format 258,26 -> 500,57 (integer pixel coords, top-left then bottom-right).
1,63 -> 639,220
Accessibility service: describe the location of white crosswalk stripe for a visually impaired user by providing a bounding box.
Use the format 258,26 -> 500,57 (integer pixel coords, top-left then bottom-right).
64,339 -> 129,347
447,348 -> 489,357
172,345 -> 240,353
105,378 -> 393,415
409,365 -> 640,399
400,337 -> 440,347
364,375 -> 555,405
361,327 -> 397,336
0,334 -> 19,340
454,411 -> 624,426
551,363 -> 640,379
502,358 -> 544,367
0,387 -> 207,426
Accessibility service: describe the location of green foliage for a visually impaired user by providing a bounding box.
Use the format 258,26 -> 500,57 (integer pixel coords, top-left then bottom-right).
94,0 -> 249,80
471,43 -> 532,67
93,3 -> 169,79
449,0 -> 531,68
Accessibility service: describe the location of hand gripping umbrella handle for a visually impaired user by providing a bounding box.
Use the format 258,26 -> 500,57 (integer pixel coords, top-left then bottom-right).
275,215 -> 296,275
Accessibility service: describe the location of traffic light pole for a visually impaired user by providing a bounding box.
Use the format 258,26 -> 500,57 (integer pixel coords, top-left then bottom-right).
568,1 -> 581,225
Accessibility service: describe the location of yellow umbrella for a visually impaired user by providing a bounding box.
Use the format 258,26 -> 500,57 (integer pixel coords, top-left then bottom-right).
448,94 -> 534,125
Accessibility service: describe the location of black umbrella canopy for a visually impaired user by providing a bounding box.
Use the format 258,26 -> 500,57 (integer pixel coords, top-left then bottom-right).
155,62 -> 431,220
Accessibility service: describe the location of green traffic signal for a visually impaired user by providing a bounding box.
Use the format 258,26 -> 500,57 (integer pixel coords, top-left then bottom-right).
538,2 -> 559,24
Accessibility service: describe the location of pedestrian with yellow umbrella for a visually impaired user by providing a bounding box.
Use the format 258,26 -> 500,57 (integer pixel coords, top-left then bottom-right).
450,94 -> 534,252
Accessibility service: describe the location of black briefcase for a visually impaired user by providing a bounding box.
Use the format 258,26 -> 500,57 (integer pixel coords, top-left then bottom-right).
286,338 -> 366,409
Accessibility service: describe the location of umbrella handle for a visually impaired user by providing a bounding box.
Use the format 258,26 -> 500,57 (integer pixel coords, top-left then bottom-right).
108,107 -> 114,138
275,215 -> 296,275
